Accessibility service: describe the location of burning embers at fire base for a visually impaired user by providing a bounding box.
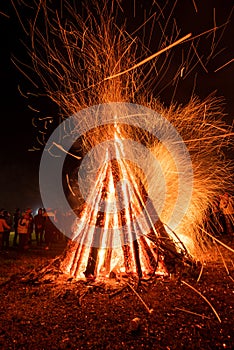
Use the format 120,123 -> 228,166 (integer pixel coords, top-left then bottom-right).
60,125 -> 193,281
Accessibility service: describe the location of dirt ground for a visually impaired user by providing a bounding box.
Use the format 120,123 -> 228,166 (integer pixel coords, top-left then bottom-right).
0,236 -> 233,350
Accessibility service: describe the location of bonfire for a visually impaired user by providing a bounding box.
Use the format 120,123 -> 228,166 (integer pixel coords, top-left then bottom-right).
13,0 -> 233,284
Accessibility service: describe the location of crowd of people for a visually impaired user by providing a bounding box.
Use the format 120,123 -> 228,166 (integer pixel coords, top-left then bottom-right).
0,192 -> 233,253
0,207 -> 70,252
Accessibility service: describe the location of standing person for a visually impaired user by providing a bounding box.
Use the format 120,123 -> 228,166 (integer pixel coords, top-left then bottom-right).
18,212 -> 31,251
34,208 -> 45,245
43,209 -> 55,250
13,208 -> 21,246
26,208 -> 34,244
2,210 -> 12,250
0,211 -> 11,250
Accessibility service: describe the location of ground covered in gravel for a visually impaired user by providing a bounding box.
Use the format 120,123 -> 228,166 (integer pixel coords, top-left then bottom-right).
0,237 -> 233,350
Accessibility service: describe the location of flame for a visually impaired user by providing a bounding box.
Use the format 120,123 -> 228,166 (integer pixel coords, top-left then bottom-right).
61,126 -> 184,280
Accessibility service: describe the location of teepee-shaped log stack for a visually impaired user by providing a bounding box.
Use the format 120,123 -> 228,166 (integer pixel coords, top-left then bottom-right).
60,127 -> 192,280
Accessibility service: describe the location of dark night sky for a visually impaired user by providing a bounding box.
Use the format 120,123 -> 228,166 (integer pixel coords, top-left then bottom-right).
0,1 -> 233,213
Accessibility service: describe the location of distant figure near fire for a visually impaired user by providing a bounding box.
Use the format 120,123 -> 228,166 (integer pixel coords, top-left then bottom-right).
0,210 -> 11,250
18,212 -> 31,251
34,208 -> 45,245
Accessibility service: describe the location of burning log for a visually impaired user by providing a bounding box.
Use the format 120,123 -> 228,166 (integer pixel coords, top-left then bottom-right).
59,143 -> 197,281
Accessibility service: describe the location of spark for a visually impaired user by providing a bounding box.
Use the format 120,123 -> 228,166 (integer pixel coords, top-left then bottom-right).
32,117 -> 37,127
207,6 -> 234,66
104,33 -> 192,81
11,57 -> 39,88
209,8 -> 217,61
28,105 -> 40,113
10,0 -> 28,35
199,228 -> 234,254
181,280 -> 221,323
189,23 -> 229,42
52,142 -> 81,160
214,58 -> 234,72
127,282 -> 153,314
36,135 -> 44,146
191,0 -> 198,13
28,146 -> 41,151
173,132 -> 234,144
175,307 -> 211,319
38,117 -> 53,121
66,174 -> 76,197
191,42 -> 208,73
196,264 -> 203,283
0,11 -> 10,18
17,85 -> 28,98
215,242 -> 234,282
180,66 -> 185,77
